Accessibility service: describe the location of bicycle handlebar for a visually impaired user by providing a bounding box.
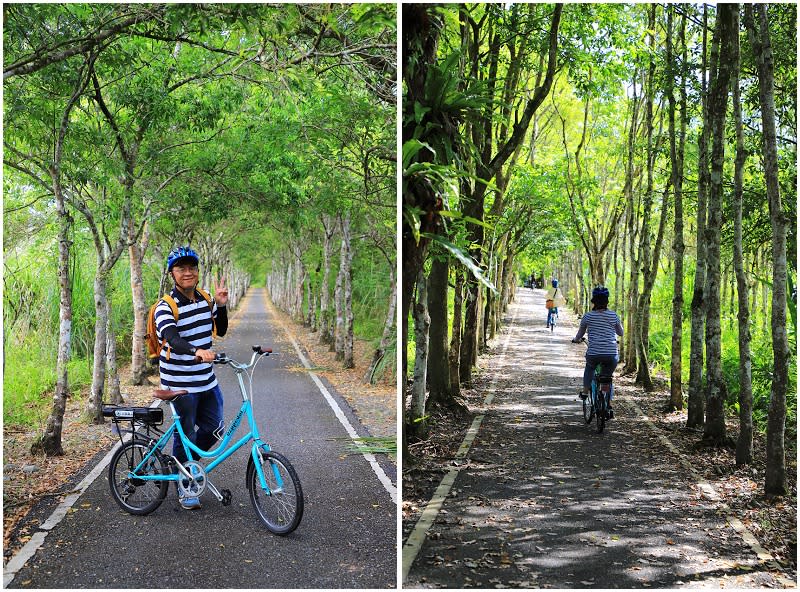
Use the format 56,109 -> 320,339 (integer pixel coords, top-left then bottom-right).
213,345 -> 273,366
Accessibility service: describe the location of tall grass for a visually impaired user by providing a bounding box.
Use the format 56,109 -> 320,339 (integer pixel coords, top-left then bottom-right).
3,239 -> 159,428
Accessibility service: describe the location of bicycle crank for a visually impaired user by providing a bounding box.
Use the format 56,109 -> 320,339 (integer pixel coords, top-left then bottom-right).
177,461 -> 207,497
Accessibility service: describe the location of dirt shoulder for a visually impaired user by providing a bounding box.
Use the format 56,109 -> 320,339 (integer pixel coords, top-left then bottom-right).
3,291 -> 395,565
403,287 -> 795,586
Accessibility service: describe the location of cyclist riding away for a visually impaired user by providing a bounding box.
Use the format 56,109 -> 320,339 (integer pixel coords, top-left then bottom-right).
544,279 -> 566,328
155,245 -> 229,509
571,286 -> 623,418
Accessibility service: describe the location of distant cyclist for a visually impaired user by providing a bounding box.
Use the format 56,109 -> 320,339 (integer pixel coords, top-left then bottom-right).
544,279 -> 566,328
571,286 -> 623,418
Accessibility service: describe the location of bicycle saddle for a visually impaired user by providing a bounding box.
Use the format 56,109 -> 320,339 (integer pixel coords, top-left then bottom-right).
153,389 -> 189,401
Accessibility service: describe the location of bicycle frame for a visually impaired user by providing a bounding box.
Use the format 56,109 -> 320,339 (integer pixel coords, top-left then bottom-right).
127,350 -> 281,494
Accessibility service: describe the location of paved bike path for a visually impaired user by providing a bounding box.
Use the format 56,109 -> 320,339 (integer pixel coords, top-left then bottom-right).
7,288 -> 396,589
403,288 -> 787,588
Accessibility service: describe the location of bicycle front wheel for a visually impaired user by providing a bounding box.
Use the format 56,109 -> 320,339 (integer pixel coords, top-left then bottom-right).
108,440 -> 168,515
246,450 -> 303,535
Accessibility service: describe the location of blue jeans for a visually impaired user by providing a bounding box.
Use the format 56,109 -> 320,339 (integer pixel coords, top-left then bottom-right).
584,355 -> 618,400
171,384 -> 224,464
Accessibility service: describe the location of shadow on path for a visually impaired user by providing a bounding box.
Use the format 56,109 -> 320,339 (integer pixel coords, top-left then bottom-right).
404,288 -> 788,589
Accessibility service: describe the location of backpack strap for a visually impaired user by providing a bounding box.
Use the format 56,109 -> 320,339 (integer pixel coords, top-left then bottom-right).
195,288 -> 217,338
159,295 -> 179,361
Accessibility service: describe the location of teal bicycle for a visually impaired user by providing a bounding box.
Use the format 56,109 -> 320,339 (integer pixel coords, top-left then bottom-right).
103,346 -> 303,535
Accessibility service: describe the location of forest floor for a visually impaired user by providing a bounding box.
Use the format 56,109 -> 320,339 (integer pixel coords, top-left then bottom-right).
403,287 -> 796,588
3,290 -> 395,566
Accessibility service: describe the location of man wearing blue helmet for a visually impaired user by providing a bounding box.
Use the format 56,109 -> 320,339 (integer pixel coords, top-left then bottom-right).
154,245 -> 229,509
571,286 -> 623,417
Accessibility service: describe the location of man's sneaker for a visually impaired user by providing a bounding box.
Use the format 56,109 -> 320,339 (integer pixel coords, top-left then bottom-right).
179,493 -> 202,510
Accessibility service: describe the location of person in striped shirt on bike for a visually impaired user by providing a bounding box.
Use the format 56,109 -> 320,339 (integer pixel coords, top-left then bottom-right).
571,286 -> 623,418
155,245 -> 229,509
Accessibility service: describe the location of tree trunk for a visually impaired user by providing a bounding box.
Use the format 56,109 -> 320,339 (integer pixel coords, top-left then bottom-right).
365,265 -> 396,384
129,220 -> 150,385
341,213 -> 355,369
333,234 -> 345,358
687,4 -> 710,430
460,274 -> 478,385
449,266 -> 464,395
731,7 -> 752,465
105,279 -> 122,405
635,7 -> 657,390
702,4 -> 735,446
36,187 -> 72,456
33,53 -> 97,456
746,4 -> 789,495
427,256 -> 453,405
668,5 -> 687,412
409,269 -> 430,440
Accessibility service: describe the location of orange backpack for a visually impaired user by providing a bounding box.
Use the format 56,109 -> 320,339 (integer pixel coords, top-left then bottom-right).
145,289 -> 216,362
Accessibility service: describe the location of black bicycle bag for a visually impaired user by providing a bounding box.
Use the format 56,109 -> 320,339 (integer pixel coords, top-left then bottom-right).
102,405 -> 163,425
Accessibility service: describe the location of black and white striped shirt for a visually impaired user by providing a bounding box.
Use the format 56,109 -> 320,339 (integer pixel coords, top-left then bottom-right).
155,288 -> 219,393
574,309 -> 624,357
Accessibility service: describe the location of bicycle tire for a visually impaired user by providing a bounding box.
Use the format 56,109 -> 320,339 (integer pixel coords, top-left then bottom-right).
596,391 -> 606,434
246,450 -> 303,535
582,391 -> 593,424
108,439 -> 168,515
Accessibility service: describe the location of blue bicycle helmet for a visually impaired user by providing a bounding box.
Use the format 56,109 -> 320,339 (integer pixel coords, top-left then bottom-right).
591,286 -> 610,302
552,279 -> 558,288
166,246 -> 199,271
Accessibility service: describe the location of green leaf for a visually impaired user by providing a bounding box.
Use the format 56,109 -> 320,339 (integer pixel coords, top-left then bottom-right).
402,139 -> 435,169
438,210 -> 494,231
414,101 -> 431,123
422,232 -> 497,294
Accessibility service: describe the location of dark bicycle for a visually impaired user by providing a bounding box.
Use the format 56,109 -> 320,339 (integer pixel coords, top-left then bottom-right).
576,338 -> 613,434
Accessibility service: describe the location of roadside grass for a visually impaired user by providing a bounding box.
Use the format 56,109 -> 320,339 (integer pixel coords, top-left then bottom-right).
3,339 -> 93,428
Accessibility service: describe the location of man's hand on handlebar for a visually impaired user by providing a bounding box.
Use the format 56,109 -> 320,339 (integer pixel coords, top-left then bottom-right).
195,348 -> 216,363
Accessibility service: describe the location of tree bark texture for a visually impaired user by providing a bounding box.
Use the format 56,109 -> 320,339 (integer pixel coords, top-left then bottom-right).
687,5 -> 711,429
702,4 -> 735,445
341,213 -> 355,369
36,52 -> 98,456
365,265 -> 396,384
427,256 -> 453,405
731,7 -> 753,466
668,6 -> 687,411
449,267 -> 464,396
129,220 -> 150,385
409,269 -> 430,440
745,4 -> 789,495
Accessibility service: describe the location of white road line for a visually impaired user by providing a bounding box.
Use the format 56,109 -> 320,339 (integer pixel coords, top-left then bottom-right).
264,291 -> 397,505
3,400 -> 160,587
401,301 -> 519,583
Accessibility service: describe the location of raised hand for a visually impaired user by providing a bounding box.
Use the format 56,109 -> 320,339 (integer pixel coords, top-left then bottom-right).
213,274 -> 229,306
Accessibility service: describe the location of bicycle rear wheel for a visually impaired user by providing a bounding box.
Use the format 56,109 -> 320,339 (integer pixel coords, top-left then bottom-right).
108,440 -> 168,515
596,391 -> 606,434
246,449 -> 303,535
582,392 -> 593,423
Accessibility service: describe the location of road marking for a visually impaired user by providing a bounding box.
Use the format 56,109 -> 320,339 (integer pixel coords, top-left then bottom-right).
262,290 -> 397,505
401,301 -> 519,582
3,400 -> 161,587
628,400 -> 796,588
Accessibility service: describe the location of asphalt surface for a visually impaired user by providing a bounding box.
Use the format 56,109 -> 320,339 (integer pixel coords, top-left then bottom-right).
7,288 -> 397,589
403,287 -> 788,588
